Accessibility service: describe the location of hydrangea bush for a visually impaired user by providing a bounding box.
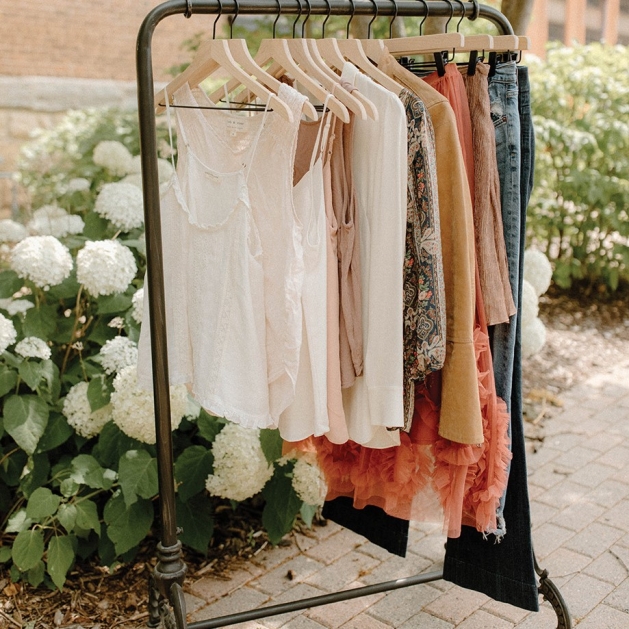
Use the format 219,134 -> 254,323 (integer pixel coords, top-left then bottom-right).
0,110 -> 324,591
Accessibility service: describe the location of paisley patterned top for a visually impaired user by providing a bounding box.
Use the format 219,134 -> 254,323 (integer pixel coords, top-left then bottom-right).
401,89 -> 447,430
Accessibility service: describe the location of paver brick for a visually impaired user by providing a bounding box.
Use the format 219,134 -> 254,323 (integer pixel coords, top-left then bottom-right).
422,586 -> 490,625
568,461 -> 616,489
189,567 -> 257,603
534,479 -> 590,510
603,577 -> 629,613
306,582 -> 384,628
574,604 -> 629,628
280,616 -> 327,629
481,599 -> 531,625
564,522 -> 625,559
252,555 -> 325,596
560,573 -> 615,621
551,499 -> 605,532
586,479 -> 629,509
526,462 -> 570,490
339,613 -> 393,629
539,547 -> 592,579
304,529 -> 365,565
304,550 -> 379,592
584,432 -> 624,453
455,609 -> 514,628
529,499 -> 560,528
583,547 -> 629,586
368,583 -> 442,626
513,603 -> 561,628
597,445 -> 629,470
599,499 -> 629,533
259,583 -> 326,629
530,522 -> 575,559
360,554 -> 432,586
398,611 -> 454,628
190,586 -> 270,623
554,445 -> 600,471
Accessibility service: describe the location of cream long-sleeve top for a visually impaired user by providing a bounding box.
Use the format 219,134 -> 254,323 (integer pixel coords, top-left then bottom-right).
379,51 -> 484,445
339,62 -> 408,448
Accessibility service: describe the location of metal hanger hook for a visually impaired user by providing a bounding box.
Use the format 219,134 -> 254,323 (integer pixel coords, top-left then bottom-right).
212,0 -> 222,38
229,0 -> 239,38
322,0 -> 332,38
470,0 -> 480,21
444,0 -> 454,32
302,0 -> 311,38
453,0 -> 465,31
389,0 -> 399,39
292,0 -> 303,38
184,0 -> 192,18
367,0 -> 378,39
272,0 -> 282,38
346,0 -> 355,38
418,0 -> 428,36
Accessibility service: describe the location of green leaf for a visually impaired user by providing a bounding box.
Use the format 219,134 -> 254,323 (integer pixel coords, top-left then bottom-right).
47,271 -> 81,300
0,448 -> 28,486
12,529 -> 45,571
97,292 -> 133,315
104,492 -> 153,556
87,375 -> 111,412
60,478 -> 80,498
0,364 -> 18,397
6,509 -> 33,533
0,270 -> 23,298
19,360 -> 52,392
176,495 -> 214,554
26,487 -> 61,520
70,454 -> 115,490
87,317 -> 117,346
75,499 -> 101,534
0,546 -> 12,563
93,421 -> 142,469
196,409 -> 224,443
27,560 -> 46,587
119,450 -> 158,506
175,446 -> 213,503
259,429 -> 283,464
300,503 -> 317,528
3,395 -> 49,455
22,304 -> 57,340
57,504 -> 78,533
47,535 -> 76,590
37,413 -> 73,452
82,212 -> 110,240
262,469 -> 301,545
20,453 -> 51,498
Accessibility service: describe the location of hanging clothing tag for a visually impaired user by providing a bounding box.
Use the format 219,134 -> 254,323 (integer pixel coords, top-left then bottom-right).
226,118 -> 246,136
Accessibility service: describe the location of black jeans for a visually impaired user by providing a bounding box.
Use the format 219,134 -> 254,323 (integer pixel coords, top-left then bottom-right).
443,66 -> 539,612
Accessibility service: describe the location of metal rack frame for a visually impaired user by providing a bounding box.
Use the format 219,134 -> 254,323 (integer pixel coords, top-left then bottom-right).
135,3 -> 571,627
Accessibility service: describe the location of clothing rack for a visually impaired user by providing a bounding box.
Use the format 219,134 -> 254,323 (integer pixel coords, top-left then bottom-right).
136,2 -> 571,627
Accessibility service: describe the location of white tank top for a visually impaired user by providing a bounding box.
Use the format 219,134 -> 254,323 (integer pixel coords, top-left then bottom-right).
138,82 -> 305,428
279,103 -> 333,441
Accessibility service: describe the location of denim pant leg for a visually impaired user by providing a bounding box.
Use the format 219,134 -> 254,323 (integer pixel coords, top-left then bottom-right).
489,62 -> 521,532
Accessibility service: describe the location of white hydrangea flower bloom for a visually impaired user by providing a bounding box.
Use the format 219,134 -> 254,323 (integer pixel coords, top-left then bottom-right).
131,287 -> 144,324
128,155 -> 174,184
522,317 -> 547,359
110,365 -> 187,444
15,336 -> 51,360
0,299 -> 34,316
521,280 -> 539,327
120,173 -> 143,189
291,457 -> 327,507
27,205 -> 85,238
99,336 -> 138,375
63,381 -> 112,439
10,235 -> 73,290
0,313 -> 17,353
0,219 -> 28,243
66,177 -> 91,193
205,423 -> 273,502
76,240 -> 137,297
524,248 -> 553,297
94,182 -> 144,232
92,140 -> 133,176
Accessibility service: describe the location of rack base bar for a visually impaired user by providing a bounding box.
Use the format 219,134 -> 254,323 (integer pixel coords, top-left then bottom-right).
188,569 -> 444,628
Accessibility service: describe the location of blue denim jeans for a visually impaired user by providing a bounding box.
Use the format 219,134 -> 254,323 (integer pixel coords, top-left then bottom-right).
444,65 -> 538,613
488,62 -> 522,532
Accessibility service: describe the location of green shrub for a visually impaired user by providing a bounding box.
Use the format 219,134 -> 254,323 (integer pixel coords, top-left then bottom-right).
0,109 -> 323,591
527,43 -> 629,291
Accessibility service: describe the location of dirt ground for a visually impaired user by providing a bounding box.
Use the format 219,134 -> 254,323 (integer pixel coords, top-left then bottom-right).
2,287 -> 629,629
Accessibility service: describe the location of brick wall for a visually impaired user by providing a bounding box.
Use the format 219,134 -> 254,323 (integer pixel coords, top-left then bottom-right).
0,0 -> 214,81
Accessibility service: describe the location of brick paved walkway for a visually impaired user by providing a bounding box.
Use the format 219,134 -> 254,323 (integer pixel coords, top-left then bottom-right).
185,361 -> 629,628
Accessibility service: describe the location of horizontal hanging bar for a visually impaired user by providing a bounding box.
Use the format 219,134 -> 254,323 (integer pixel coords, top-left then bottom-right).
188,569 -> 444,628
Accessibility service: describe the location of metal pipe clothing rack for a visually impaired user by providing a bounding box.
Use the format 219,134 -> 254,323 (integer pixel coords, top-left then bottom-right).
136,2 -> 571,628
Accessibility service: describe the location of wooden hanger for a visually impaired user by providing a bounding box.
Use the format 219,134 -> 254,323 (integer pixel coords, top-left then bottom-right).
335,39 -> 404,95
492,35 -> 530,51
155,39 -> 293,122
453,34 -> 494,52
375,32 -> 465,62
